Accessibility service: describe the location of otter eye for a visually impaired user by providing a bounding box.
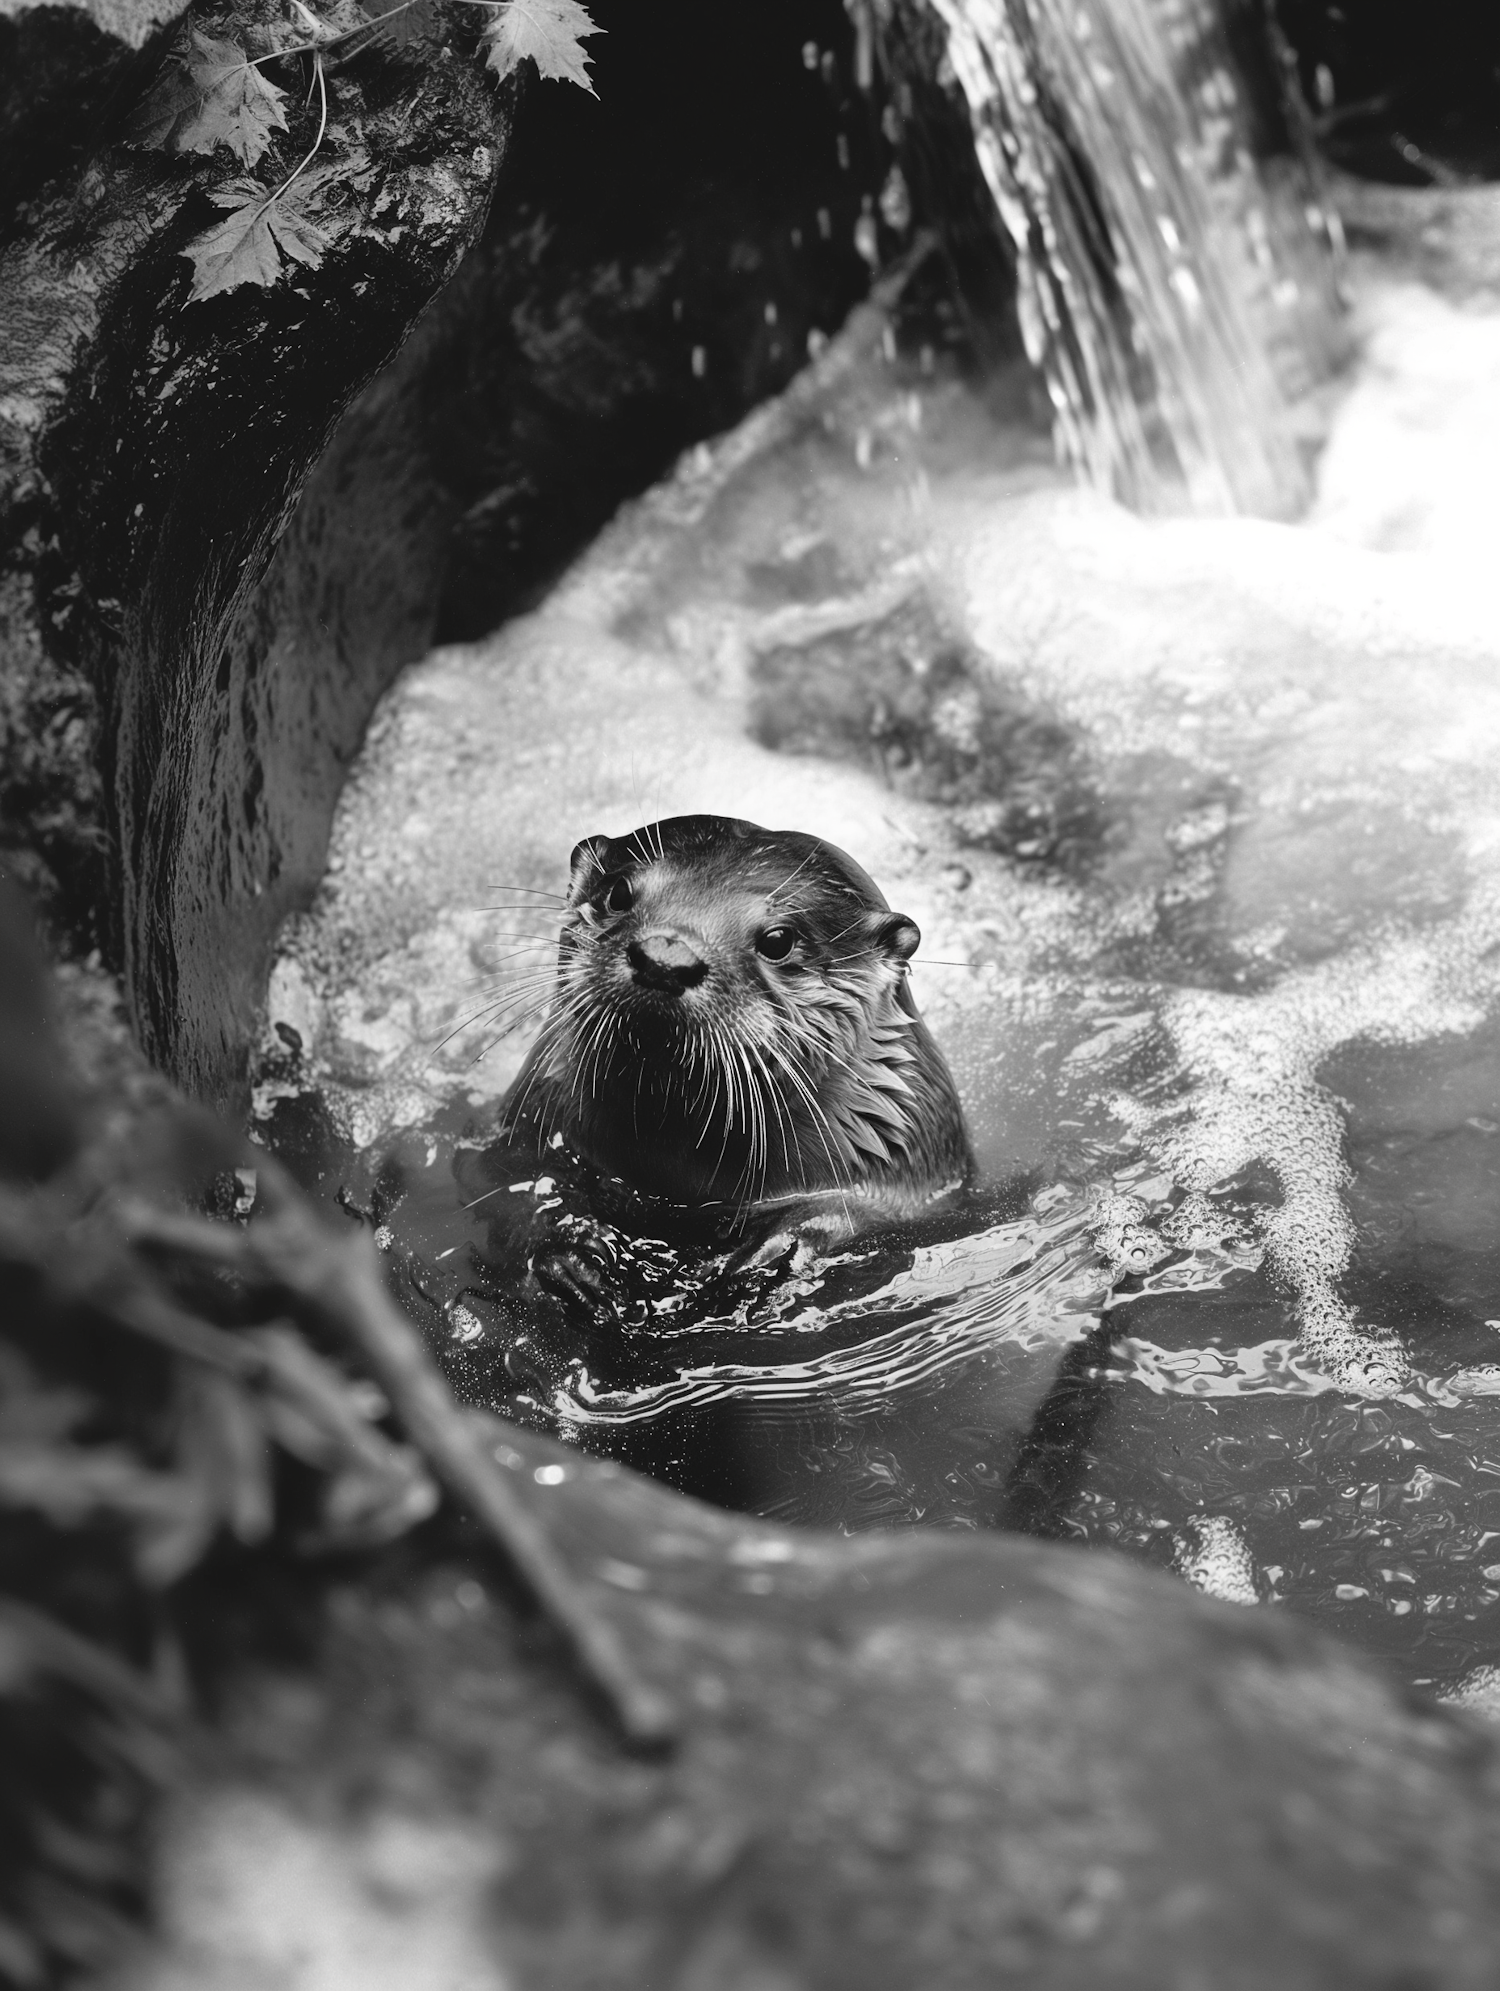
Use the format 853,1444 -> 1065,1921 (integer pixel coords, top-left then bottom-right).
755,926 -> 798,962
604,877 -> 634,914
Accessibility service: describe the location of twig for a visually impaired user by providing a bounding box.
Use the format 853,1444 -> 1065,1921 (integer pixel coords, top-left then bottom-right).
646,229 -> 941,536
0,1596 -> 169,1729
0,1191 -> 259,1377
245,0 -> 423,68
119,1176 -> 679,1748
110,1286 -> 265,1378
253,48 -> 330,225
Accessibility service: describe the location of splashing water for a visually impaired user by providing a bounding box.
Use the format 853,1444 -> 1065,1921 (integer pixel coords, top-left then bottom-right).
255,255 -> 1500,1689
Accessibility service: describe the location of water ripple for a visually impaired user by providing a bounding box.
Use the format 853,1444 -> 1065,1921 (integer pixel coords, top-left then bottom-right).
557,1202 -> 1102,1428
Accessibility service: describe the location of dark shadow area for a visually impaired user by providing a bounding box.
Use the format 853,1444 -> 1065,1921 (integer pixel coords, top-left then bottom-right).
0,4 -> 176,239
1278,0 -> 1500,182
428,0 -> 1021,642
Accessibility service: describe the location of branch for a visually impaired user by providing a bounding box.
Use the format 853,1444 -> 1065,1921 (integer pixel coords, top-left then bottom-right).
119,1172 -> 678,1747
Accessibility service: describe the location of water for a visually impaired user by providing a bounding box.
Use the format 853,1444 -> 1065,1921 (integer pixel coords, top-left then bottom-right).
254,259 -> 1500,1694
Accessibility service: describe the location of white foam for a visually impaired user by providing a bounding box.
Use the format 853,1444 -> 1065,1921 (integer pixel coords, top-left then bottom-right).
1172,1516 -> 1260,1605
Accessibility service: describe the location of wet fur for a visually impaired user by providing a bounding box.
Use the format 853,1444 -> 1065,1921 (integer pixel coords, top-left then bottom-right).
501,816 -> 973,1239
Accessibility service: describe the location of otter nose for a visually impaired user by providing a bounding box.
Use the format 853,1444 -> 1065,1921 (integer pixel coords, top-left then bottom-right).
627,930 -> 707,992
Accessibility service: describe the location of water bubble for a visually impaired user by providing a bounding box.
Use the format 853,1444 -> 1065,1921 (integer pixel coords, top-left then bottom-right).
1172,1516 -> 1258,1605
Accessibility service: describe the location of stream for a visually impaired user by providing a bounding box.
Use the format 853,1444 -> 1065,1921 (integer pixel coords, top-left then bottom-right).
252,256 -> 1500,1700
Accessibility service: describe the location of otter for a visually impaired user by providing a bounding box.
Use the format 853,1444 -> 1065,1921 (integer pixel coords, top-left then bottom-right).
500,815 -> 973,1258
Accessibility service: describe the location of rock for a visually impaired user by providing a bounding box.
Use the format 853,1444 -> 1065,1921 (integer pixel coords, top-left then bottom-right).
0,0 -> 509,1051
0,0 -> 190,229
116,1441 -> 1500,1990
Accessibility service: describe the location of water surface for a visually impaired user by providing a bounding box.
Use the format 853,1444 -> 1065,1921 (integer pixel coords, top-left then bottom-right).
254,264 -> 1500,1693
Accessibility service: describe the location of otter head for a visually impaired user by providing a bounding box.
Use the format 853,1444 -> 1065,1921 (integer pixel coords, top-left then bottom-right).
526,815 -> 931,1207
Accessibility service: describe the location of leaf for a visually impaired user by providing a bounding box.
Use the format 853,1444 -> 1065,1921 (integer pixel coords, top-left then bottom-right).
127,29 -> 289,167
479,0 -> 601,92
287,0 -> 340,37
321,0 -> 380,35
175,34 -> 291,163
185,177 -> 334,304
125,43 -> 206,149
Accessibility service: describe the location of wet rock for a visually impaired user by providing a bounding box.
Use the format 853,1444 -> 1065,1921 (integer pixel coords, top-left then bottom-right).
1441,1665 -> 1500,1723
119,1457 -> 1500,1990
0,0 -> 1028,1114
0,0 -> 188,231
0,0 -> 507,1072
750,589 -> 1110,875
15,915 -> 1500,1989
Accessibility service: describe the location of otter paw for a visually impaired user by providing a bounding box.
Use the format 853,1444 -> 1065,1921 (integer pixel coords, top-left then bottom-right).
729,1228 -> 820,1278
531,1236 -> 624,1324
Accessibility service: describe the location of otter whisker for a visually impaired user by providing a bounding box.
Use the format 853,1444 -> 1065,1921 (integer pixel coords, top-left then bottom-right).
766,847 -> 817,908
463,964 -> 565,994
572,1003 -> 616,1106
717,1021 -> 742,1155
462,961 -> 561,1000
468,959 -> 565,992
630,1027 -> 647,1144
432,987 -> 545,1044
495,1036 -> 560,1137
734,1039 -> 763,1191
693,1024 -> 726,1155
684,1020 -> 717,1124
767,1039 -> 852,1214
738,1038 -> 767,1196
708,1018 -> 746,1181
429,987 -> 555,1061
824,910 -> 873,943
454,964 -> 579,1024
464,1005 -> 559,1069
719,1035 -> 761,1203
737,1037 -> 795,1204
745,1038 -> 794,1180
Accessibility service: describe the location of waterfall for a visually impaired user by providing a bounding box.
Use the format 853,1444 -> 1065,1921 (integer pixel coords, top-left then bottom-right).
910,0 -> 1347,514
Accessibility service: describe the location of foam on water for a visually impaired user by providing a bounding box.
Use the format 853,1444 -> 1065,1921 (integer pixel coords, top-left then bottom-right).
1171,1515 -> 1260,1605
1110,891 -> 1500,1394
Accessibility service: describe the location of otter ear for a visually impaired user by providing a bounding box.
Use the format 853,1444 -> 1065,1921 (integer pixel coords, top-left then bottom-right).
567,834 -> 611,903
875,913 -> 921,962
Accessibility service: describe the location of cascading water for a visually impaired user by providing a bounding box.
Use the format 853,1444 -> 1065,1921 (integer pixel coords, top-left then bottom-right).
895,0 -> 1344,513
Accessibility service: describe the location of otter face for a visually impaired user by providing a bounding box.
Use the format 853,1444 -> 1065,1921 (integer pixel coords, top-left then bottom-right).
522,815 -> 934,1206
560,817 -> 917,1032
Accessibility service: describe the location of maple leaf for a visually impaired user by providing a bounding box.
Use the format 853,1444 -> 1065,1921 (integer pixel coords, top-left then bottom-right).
185,176 -> 333,304
355,0 -> 440,58
479,0 -> 601,93
127,29 -> 290,166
